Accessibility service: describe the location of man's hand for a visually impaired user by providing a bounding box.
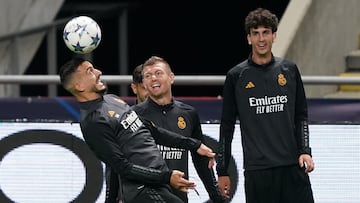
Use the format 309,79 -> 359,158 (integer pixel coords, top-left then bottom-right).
299,154 -> 315,173
170,170 -> 196,193
218,176 -> 231,199
196,143 -> 216,168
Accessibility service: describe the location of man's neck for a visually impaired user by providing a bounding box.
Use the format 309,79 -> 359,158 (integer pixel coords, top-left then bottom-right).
252,53 -> 272,65
75,92 -> 102,102
150,94 -> 172,106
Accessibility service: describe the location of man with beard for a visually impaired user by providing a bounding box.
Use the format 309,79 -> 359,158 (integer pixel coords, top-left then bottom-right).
59,57 -> 216,203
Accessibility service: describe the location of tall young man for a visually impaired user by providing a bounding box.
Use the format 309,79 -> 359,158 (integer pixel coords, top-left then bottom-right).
216,8 -> 315,203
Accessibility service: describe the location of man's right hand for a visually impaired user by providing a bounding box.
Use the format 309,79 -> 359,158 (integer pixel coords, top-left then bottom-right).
218,176 -> 231,199
170,170 -> 196,193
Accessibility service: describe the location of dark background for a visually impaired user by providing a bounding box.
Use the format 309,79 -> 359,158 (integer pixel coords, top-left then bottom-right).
23,0 -> 289,97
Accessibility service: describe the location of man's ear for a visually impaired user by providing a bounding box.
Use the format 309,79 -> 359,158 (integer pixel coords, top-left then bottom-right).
74,82 -> 85,92
130,83 -> 138,94
272,32 -> 277,43
169,72 -> 175,84
247,34 -> 251,45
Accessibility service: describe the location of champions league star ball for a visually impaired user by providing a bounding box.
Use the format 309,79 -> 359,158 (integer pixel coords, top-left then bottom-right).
63,16 -> 101,54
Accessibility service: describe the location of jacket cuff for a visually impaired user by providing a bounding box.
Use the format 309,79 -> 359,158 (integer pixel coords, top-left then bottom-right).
216,168 -> 229,176
163,170 -> 172,184
300,147 -> 312,156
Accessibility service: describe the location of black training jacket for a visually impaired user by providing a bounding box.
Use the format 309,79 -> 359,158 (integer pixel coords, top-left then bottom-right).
133,98 -> 224,202
217,55 -> 312,175
78,94 -> 201,201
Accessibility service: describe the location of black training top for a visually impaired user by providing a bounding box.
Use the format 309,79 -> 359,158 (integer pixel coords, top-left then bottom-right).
217,55 -> 311,175
78,94 -> 201,199
133,98 -> 224,202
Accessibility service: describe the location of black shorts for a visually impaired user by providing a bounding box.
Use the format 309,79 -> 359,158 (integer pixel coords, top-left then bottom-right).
125,185 -> 184,203
244,165 -> 314,203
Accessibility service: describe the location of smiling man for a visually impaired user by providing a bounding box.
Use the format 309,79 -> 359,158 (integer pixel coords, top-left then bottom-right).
216,8 -> 315,203
59,57 -> 216,203
133,56 -> 225,203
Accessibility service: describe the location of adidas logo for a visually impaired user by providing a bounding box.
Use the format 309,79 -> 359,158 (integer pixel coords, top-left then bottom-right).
245,82 -> 255,89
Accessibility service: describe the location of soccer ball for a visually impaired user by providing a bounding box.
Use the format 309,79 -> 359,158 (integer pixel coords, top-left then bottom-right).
63,16 -> 102,54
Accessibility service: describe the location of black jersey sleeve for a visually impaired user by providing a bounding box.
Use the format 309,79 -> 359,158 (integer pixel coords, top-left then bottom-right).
217,70 -> 237,176
141,116 -> 202,150
81,118 -> 172,185
188,109 -> 225,202
294,65 -> 312,156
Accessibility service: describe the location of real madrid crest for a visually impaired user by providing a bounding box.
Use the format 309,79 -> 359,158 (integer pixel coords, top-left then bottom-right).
278,73 -> 287,86
177,116 -> 186,129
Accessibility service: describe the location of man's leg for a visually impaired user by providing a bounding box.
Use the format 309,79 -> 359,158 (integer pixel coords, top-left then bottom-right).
131,186 -> 184,203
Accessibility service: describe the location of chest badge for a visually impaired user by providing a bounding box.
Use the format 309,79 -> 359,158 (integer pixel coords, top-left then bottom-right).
278,74 -> 287,86
177,116 -> 186,129
108,111 -> 115,117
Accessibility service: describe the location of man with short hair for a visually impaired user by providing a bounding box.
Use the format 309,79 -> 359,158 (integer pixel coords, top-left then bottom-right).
133,56 -> 225,203
59,57 -> 216,203
216,8 -> 315,203
130,64 -> 149,104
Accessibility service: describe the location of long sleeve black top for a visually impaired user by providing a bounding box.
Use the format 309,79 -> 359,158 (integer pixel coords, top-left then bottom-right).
217,55 -> 311,175
78,94 -> 201,200
133,98 -> 224,202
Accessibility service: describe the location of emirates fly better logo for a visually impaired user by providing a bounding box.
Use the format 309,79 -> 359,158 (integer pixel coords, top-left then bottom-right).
249,95 -> 288,114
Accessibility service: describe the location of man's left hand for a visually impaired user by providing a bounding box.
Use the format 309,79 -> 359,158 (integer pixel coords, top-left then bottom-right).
196,143 -> 216,168
299,154 -> 315,173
